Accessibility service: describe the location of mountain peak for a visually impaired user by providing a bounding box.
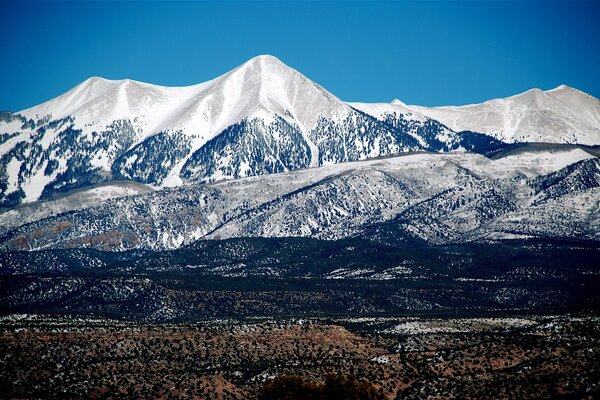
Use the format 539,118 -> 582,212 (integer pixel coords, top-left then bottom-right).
547,84 -> 586,94
513,87 -> 544,99
409,84 -> 600,145
546,84 -> 593,98
202,53 -> 347,133
83,76 -> 108,83
75,75 -> 116,92
241,55 -> 298,78
245,54 -> 284,65
549,84 -> 571,91
236,55 -> 290,76
78,76 -> 153,89
390,99 -> 407,106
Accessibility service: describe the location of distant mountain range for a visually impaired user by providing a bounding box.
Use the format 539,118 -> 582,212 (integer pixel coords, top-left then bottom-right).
1,55 -> 599,253
1,55 -> 599,325
353,84 -> 600,145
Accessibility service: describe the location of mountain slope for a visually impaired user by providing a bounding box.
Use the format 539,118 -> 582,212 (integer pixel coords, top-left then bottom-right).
2,151 -> 598,252
349,100 -> 507,153
409,85 -> 600,145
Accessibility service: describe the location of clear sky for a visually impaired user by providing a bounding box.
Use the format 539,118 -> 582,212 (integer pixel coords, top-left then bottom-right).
1,1 -> 599,111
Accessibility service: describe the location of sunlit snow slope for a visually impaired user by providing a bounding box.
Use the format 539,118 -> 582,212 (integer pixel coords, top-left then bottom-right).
409,85 -> 600,145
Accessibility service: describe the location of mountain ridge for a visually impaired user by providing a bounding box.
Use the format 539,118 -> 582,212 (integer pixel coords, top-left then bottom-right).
2,150 -> 598,252
1,55 -> 599,209
0,56 -> 457,206
407,84 -> 600,145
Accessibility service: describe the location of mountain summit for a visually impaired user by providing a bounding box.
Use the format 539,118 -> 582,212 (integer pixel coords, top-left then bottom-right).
408,85 -> 600,145
19,55 -> 345,149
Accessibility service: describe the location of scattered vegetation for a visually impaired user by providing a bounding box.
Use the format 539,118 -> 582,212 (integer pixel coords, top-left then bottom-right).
261,375 -> 387,400
0,316 -> 598,399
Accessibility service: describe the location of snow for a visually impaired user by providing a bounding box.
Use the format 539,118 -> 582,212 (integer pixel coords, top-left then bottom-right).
9,55 -> 356,197
349,100 -> 460,148
162,168 -> 185,187
4,56 -> 599,208
9,59 -> 600,155
3,150 -> 599,251
472,185 -> 600,242
385,318 -> 538,335
89,150 -> 112,171
18,55 -> 349,169
0,131 -> 32,156
5,158 -> 21,194
371,355 -> 391,364
369,266 -> 413,280
496,148 -> 595,177
325,268 -> 375,279
22,163 -> 55,202
407,85 -> 600,145
349,100 -> 427,123
0,182 -> 153,234
0,118 -> 23,133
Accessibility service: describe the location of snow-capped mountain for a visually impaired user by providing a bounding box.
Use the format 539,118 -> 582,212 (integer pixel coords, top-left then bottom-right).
408,85 -> 600,145
3,55 -> 463,207
348,99 -> 505,153
2,55 -> 599,210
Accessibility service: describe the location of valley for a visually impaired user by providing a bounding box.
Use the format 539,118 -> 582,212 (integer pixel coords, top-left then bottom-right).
1,238 -> 598,321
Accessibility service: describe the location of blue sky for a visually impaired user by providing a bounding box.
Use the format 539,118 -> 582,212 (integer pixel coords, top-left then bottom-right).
1,1 -> 599,111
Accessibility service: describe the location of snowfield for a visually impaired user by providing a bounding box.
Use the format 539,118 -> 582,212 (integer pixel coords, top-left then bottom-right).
408,85 -> 600,145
